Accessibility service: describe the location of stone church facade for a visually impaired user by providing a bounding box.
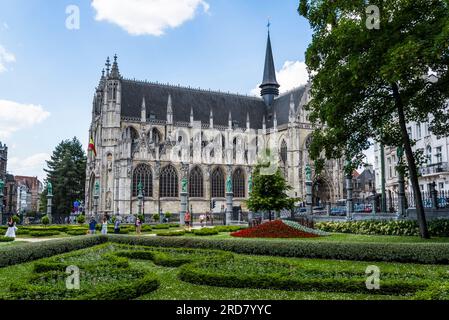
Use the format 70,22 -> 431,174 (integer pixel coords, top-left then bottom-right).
85,32 -> 345,218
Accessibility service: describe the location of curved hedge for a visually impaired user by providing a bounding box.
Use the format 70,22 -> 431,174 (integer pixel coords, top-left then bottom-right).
107,235 -> 449,264
29,230 -> 61,237
0,236 -> 107,267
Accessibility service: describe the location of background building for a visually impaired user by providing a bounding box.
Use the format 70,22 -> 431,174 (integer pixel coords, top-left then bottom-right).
85,32 -> 345,217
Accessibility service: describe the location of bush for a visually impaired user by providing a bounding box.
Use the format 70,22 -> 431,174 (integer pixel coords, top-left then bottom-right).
77,215 -> 86,224
0,236 -> 107,267
168,223 -> 180,228
12,215 -> 20,224
315,219 -> 449,237
153,214 -> 160,222
157,231 -> 186,237
193,228 -> 219,236
66,229 -> 88,236
141,225 -> 153,232
153,224 -> 170,230
0,236 -> 15,242
107,235 -> 449,264
41,216 -> 50,226
29,231 -> 60,237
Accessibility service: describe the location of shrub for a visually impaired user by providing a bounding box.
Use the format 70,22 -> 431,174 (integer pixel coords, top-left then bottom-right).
41,215 -> 50,226
0,236 -> 107,267
66,229 -> 88,236
153,214 -> 160,222
12,215 -> 20,224
77,215 -> 86,224
168,223 -> 180,228
29,231 -> 60,237
141,225 -> 153,232
193,228 -> 219,236
0,236 -> 14,242
153,224 -> 170,230
107,235 -> 449,265
213,226 -> 244,233
157,231 -> 186,237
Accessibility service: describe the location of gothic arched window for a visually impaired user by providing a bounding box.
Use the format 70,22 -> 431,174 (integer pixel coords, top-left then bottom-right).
189,166 -> 204,198
280,140 -> 287,165
211,167 -> 225,198
232,168 -> 245,198
132,164 -> 153,197
160,165 -> 179,198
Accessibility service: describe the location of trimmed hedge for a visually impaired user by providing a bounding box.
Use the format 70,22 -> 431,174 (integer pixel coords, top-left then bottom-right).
29,230 -> 61,237
213,226 -> 245,233
66,229 -> 88,236
178,261 -> 427,295
0,236 -> 14,242
0,236 -> 107,267
157,230 -> 186,237
316,219 -> 449,237
193,228 -> 219,236
153,224 -> 170,230
107,235 -> 449,264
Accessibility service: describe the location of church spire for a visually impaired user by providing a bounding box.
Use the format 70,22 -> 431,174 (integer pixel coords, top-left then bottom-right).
259,25 -> 280,107
109,54 -> 121,79
105,57 -> 111,76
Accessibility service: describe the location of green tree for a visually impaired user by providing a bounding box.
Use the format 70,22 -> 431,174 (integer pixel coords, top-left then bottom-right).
246,164 -> 297,220
41,138 -> 87,217
299,0 -> 449,238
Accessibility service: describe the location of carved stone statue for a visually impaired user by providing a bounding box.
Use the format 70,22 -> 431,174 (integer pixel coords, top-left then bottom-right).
226,175 -> 232,193
305,164 -> 312,181
47,182 -> 53,196
181,177 -> 188,193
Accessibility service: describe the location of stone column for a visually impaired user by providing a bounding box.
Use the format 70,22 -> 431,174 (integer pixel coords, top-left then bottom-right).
431,182 -> 438,210
226,192 -> 233,225
47,194 -> 53,223
93,194 -> 99,220
305,164 -> 313,215
397,172 -> 406,217
346,174 -> 354,220
180,175 -> 188,225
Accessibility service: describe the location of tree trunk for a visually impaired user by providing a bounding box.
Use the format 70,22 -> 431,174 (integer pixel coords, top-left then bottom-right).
392,83 -> 429,239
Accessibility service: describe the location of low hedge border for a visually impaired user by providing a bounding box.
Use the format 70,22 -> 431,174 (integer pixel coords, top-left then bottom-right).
0,237 -> 15,242
178,262 -> 427,295
29,231 -> 61,237
107,235 -> 449,264
0,236 -> 107,268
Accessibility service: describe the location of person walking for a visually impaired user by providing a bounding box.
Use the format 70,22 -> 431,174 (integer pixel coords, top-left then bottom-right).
184,211 -> 191,231
88,217 -> 97,235
101,217 -> 108,235
114,216 -> 121,234
135,218 -> 142,235
199,214 -> 205,227
5,217 -> 17,238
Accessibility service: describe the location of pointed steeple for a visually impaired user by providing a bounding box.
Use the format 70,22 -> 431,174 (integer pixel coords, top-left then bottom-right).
167,94 -> 173,124
259,29 -> 280,107
141,97 -> 146,122
105,57 -> 111,76
109,54 -> 121,79
228,111 -> 232,129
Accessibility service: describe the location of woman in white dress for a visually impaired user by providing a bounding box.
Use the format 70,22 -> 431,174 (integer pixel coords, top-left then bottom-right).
101,217 -> 108,235
5,217 -> 17,238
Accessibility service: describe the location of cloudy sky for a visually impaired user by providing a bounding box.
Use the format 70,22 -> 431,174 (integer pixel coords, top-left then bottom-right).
0,0 -> 372,182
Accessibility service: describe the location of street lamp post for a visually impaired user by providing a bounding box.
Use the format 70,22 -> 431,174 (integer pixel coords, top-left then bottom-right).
305,164 -> 313,215
47,182 -> 53,224
93,181 -> 100,220
0,179 -> 4,225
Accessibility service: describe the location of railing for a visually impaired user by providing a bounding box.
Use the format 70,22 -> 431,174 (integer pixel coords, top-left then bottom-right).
419,162 -> 449,176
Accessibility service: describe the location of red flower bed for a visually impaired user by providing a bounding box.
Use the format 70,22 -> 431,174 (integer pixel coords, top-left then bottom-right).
230,220 -> 319,238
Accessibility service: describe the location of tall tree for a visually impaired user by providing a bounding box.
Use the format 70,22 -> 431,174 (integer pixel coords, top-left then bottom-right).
246,164 -> 297,220
298,0 -> 449,238
41,137 -> 87,216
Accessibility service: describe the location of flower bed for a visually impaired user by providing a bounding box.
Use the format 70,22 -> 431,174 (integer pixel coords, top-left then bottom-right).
230,220 -> 320,238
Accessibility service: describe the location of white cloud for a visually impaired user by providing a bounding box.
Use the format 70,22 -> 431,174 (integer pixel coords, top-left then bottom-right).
0,100 -> 50,139
251,60 -> 309,96
0,45 -> 15,73
8,153 -> 50,181
91,0 -> 209,36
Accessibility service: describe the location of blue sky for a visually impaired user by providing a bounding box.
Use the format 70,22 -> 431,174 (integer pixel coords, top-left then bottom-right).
0,0 -> 314,181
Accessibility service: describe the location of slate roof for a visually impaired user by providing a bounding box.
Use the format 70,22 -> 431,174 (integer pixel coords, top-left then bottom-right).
120,79 -> 306,129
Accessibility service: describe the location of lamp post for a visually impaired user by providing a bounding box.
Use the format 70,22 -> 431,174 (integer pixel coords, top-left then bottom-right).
180,177 -> 188,226
137,181 -> 143,219
93,181 -> 100,220
47,182 -> 53,224
0,179 -> 4,225
225,173 -> 233,226
305,164 -> 313,215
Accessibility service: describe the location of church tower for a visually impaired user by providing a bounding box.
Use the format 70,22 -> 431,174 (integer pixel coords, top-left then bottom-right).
259,28 -> 280,108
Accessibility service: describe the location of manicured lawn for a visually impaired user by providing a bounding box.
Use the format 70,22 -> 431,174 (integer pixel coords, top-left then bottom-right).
1,241 -> 447,300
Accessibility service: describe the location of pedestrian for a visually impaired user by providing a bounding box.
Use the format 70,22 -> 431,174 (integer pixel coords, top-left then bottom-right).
88,217 -> 97,235
114,216 -> 121,234
101,217 -> 108,235
135,218 -> 142,235
5,217 -> 17,238
184,211 -> 191,231
199,214 -> 205,227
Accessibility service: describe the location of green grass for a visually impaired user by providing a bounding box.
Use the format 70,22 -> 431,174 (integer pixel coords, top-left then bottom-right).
1,242 -> 447,300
